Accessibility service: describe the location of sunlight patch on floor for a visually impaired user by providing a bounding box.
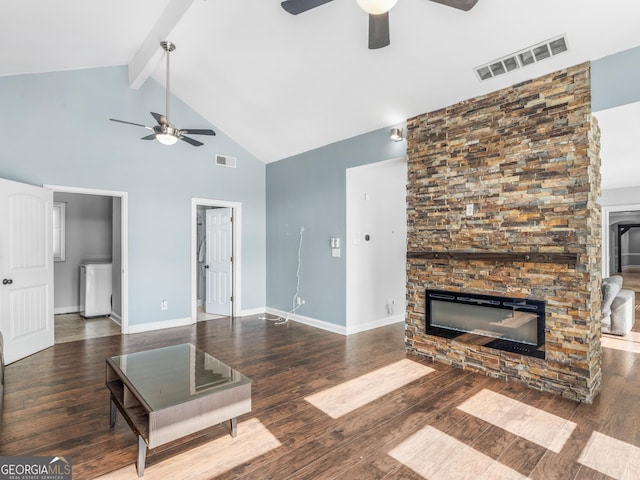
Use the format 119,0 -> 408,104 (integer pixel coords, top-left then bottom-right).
578,431 -> 640,479
94,418 -> 281,480
388,425 -> 528,480
457,389 -> 576,453
197,306 -> 227,321
602,332 -> 640,353
54,313 -> 120,343
304,359 -> 434,419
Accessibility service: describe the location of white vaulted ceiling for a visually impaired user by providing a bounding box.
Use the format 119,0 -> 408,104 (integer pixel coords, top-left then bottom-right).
2,0 -> 640,163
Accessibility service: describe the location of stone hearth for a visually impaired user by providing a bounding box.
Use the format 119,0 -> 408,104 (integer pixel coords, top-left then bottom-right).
405,62 -> 601,403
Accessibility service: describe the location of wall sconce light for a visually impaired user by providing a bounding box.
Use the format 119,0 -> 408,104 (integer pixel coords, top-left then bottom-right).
390,127 -> 404,142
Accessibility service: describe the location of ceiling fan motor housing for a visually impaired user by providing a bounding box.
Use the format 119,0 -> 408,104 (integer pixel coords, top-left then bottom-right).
160,41 -> 176,52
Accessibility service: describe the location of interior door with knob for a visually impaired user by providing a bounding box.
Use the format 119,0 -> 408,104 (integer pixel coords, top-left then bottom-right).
0,177 -> 54,364
205,208 -> 232,316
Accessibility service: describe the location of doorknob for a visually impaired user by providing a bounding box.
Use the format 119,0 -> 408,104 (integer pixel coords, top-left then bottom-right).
2,279 -> 12,285
204,265 -> 209,269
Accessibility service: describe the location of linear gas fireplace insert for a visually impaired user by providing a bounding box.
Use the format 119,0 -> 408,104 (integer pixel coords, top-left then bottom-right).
426,289 -> 545,359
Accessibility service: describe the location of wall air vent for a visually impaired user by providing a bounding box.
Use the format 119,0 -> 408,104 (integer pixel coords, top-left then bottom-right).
215,154 -> 237,168
474,35 -> 568,82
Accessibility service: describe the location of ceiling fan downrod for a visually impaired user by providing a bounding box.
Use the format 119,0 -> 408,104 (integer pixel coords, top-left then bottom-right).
160,41 -> 176,123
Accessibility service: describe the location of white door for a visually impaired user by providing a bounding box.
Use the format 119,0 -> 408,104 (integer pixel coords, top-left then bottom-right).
0,178 -> 54,364
205,208 -> 232,316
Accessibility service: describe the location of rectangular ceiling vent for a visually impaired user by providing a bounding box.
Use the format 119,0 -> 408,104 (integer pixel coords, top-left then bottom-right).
215,154 -> 237,168
474,35 -> 569,82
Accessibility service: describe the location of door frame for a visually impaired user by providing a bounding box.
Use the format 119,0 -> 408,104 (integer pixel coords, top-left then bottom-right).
44,184 -> 129,333
191,198 -> 241,321
601,203 -> 640,278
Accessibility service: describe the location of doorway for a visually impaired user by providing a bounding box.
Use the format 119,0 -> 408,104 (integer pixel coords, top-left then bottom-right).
191,198 -> 241,322
600,204 -> 640,352
45,185 -> 128,338
345,157 -> 407,334
602,204 -> 640,278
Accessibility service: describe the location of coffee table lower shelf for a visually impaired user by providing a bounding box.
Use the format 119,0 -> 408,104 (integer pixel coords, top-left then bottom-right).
105,348 -> 251,478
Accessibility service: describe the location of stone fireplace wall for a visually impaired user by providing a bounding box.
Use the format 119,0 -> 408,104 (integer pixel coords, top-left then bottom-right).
405,62 -> 602,403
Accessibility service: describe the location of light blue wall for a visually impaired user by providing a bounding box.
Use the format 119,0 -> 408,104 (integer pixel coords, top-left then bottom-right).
592,45 -> 640,112
0,66 -> 265,326
266,129 -> 406,327
592,45 -> 640,204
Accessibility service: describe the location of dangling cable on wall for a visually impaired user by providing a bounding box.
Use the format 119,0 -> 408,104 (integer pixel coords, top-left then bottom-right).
260,226 -> 304,325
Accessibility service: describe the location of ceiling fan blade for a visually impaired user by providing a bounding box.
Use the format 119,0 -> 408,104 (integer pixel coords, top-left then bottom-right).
110,118 -> 152,129
181,128 -> 216,136
428,0 -> 478,11
369,12 -> 390,50
179,135 -> 204,147
141,134 -> 156,140
151,112 -> 169,126
281,0 -> 333,15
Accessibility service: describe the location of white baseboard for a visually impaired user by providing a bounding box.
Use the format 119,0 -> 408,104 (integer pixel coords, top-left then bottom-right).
622,264 -> 640,271
345,314 -> 405,335
125,316 -> 192,334
264,309 -> 404,336
240,307 -> 267,317
265,308 -> 347,335
110,312 -> 122,326
54,306 -> 80,315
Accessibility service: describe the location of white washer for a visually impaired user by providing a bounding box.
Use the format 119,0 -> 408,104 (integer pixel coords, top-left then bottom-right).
80,263 -> 112,317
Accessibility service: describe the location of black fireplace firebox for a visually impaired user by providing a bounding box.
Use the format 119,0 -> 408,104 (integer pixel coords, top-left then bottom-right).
426,289 -> 546,359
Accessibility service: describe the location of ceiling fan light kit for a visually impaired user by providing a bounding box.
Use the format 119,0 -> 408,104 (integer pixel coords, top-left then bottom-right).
156,132 -> 179,146
281,0 -> 478,49
109,41 -> 216,147
356,0 -> 398,15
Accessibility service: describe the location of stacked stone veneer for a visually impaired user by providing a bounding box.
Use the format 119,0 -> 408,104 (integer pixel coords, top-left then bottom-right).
405,62 -> 602,403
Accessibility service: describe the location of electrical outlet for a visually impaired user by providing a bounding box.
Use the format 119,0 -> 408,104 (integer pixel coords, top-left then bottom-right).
161,300 -> 168,311
466,204 -> 474,216
296,297 -> 302,306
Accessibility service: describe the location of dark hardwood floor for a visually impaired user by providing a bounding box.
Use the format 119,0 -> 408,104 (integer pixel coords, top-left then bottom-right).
1,315 -> 639,479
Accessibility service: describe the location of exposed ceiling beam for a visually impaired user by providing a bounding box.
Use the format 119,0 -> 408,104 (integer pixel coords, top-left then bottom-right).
128,0 -> 195,89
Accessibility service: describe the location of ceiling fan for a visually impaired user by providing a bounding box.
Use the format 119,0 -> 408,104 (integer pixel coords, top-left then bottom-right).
110,41 -> 216,147
281,0 -> 478,49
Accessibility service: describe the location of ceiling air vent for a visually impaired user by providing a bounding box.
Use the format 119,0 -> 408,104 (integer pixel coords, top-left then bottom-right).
474,35 -> 569,82
215,154 -> 237,168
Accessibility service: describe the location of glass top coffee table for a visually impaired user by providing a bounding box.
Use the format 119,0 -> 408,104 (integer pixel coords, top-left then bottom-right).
105,343 -> 251,477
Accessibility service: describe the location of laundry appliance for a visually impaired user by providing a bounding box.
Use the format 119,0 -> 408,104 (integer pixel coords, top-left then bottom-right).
79,263 -> 112,317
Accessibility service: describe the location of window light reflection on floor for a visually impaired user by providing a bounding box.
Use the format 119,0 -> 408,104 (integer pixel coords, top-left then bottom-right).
304,358 -> 434,418
388,425 -> 528,480
457,389 -> 576,453
578,431 -> 640,480
94,418 -> 281,480
601,332 -> 640,353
